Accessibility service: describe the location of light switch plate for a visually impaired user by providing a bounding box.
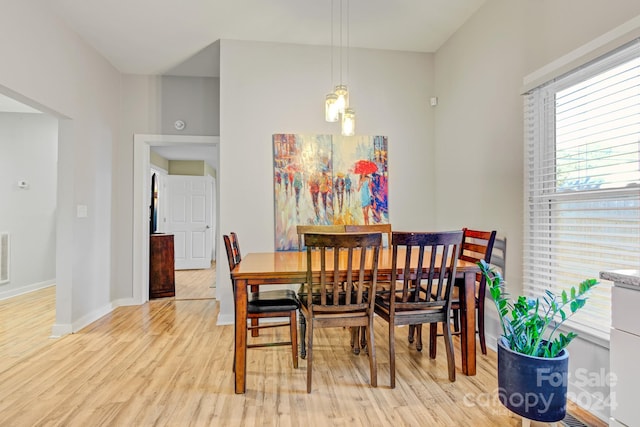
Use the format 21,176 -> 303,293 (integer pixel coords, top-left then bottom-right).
77,204 -> 88,218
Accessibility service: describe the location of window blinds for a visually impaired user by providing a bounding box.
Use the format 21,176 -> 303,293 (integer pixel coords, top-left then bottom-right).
524,39 -> 640,340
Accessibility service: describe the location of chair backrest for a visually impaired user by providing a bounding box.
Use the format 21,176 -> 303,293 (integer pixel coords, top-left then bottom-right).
344,224 -> 392,248
230,231 -> 242,262
388,231 -> 464,312
296,225 -> 346,250
223,233 -> 241,279
303,232 -> 381,313
458,228 -> 496,303
460,228 -> 496,277
491,236 -> 507,279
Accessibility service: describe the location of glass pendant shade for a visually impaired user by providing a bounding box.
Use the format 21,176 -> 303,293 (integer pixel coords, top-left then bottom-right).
325,93 -> 339,122
334,84 -> 349,114
341,108 -> 355,136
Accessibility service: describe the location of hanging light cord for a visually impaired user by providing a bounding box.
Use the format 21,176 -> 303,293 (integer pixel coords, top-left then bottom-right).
346,0 -> 349,86
339,0 -> 343,86
330,0 -> 334,87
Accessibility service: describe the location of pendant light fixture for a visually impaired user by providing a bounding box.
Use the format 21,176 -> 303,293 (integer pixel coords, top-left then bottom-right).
324,0 -> 339,122
324,0 -> 355,135
342,107 -> 355,136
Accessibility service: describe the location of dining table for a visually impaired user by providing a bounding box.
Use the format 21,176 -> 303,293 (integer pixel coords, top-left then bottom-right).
230,248 -> 480,394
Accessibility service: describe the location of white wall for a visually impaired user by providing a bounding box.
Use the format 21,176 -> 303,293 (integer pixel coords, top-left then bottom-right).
434,0 -> 640,421
0,113 -> 57,298
0,0 -> 121,334
114,74 -> 220,302
160,76 -> 219,136
218,40 -> 435,323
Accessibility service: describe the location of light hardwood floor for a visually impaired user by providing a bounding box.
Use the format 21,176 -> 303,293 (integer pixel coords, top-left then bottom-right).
0,269 -> 604,427
174,262 -> 216,300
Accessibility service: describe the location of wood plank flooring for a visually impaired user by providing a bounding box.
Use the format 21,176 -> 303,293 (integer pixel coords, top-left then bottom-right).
173,262 -> 216,300
0,268 -> 604,427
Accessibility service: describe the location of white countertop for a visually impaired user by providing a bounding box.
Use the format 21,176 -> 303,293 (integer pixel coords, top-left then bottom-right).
600,270 -> 640,290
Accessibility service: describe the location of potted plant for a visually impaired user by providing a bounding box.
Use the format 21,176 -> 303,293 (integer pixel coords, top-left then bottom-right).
478,260 -> 598,423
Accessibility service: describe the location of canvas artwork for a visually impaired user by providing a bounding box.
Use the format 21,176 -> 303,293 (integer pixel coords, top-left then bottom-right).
273,133 -> 388,250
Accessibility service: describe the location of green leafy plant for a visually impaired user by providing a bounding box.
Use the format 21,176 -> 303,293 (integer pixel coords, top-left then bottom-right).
478,259 -> 598,358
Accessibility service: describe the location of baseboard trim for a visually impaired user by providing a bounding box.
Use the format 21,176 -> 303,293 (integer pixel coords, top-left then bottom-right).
0,280 -> 55,301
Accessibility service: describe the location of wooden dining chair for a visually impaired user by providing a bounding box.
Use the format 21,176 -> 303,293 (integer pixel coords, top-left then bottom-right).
344,223 -> 392,248
300,232 -> 382,393
375,230 -> 463,387
296,224 -> 346,358
491,235 -> 507,279
296,224 -> 346,250
424,228 -> 496,356
223,233 -> 300,372
343,223 -> 392,354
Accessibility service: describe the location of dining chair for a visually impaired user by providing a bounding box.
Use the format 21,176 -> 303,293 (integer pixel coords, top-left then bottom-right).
491,235 -> 507,279
343,223 -> 392,354
296,224 -> 346,358
296,224 -> 346,250
223,233 -> 300,372
375,230 -> 463,387
300,232 -> 382,393
344,223 -> 392,248
424,228 -> 496,356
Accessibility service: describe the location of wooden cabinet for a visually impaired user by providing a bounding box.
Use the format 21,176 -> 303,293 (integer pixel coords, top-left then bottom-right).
149,234 -> 175,299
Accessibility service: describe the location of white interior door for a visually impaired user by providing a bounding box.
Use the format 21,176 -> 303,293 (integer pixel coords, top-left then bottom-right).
167,175 -> 213,270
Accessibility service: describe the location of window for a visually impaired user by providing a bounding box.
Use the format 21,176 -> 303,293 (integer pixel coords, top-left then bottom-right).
524,40 -> 640,340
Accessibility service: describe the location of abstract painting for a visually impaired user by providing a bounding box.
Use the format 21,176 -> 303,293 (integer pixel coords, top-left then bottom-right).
273,133 -> 388,250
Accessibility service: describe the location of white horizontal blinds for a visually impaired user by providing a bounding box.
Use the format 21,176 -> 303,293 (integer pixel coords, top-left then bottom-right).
524,39 -> 640,339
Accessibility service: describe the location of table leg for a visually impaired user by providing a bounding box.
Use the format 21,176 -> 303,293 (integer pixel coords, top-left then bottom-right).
459,271 -> 476,375
234,279 -> 248,393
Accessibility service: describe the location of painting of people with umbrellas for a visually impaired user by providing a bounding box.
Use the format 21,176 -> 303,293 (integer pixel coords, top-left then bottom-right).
273,133 -> 388,251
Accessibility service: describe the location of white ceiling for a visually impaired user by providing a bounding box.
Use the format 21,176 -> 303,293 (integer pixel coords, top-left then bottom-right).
45,0 -> 486,76
151,144 -> 218,170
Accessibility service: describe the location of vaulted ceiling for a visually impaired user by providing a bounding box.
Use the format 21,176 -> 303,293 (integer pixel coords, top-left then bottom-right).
45,0 -> 486,75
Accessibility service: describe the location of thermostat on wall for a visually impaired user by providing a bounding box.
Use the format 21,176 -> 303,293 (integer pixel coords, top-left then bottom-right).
174,120 -> 186,131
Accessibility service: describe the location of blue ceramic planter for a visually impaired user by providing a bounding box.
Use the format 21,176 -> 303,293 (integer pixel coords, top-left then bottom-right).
497,337 -> 569,422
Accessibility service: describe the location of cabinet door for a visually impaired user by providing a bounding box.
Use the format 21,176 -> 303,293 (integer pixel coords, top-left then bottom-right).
149,234 -> 175,298
610,328 -> 640,426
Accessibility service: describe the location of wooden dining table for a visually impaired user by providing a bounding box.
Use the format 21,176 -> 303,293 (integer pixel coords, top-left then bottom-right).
230,248 -> 480,394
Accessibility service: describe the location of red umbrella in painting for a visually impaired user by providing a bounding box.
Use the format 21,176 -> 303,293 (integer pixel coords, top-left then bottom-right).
353,159 -> 378,175
285,163 -> 301,172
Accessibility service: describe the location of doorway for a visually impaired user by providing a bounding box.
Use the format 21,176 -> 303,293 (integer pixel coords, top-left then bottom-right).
133,134 -> 220,304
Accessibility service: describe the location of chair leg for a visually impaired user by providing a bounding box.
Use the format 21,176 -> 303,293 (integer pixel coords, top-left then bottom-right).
452,308 -> 460,333
290,311 -> 299,369
442,321 -> 456,382
429,323 -> 437,359
251,318 -> 260,337
300,310 -> 307,359
408,324 -> 415,343
478,299 -> 487,355
366,319 -> 377,387
350,327 -> 361,355
389,321 -> 396,389
251,285 -> 260,337
360,326 -> 367,353
306,320 -> 313,393
416,324 -> 423,352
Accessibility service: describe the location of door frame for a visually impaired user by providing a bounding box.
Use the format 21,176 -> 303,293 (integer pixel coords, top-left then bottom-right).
133,134 -> 219,304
